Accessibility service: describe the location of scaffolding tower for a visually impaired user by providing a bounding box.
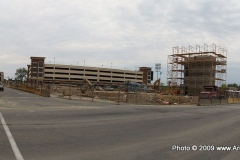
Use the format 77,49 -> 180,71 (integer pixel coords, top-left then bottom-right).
167,44 -> 227,96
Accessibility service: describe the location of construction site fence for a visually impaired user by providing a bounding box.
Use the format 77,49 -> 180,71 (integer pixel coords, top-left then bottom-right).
6,81 -> 200,105
7,81 -> 50,97
228,94 -> 240,104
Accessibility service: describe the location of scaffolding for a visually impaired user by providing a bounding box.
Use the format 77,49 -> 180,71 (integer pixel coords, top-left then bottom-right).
167,44 -> 227,96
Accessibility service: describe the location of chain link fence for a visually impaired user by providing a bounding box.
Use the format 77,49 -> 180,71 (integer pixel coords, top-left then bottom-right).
5,80 -> 200,105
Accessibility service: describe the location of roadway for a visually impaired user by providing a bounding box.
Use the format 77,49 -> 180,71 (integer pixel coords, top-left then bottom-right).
1,87 -> 240,160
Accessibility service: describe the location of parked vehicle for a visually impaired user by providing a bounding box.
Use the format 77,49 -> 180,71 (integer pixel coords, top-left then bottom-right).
104,86 -> 114,91
95,86 -> 103,91
198,85 -> 226,106
0,82 -> 4,91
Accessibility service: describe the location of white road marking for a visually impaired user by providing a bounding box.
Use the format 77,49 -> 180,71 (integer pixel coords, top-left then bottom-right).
0,112 -> 24,160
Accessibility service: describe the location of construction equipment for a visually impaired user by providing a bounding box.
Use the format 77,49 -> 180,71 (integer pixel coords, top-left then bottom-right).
80,79 -> 93,94
84,79 -> 92,86
152,78 -> 160,90
198,85 -> 227,106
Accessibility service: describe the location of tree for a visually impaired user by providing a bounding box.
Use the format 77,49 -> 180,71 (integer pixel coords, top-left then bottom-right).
15,67 -> 27,82
226,83 -> 240,90
221,84 -> 227,90
227,83 -> 238,88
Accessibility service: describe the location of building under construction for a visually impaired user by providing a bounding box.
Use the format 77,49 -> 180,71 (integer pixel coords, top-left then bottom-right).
167,44 -> 227,96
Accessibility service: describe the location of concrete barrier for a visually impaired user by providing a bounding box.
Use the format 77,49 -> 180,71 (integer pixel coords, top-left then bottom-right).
41,90 -> 50,97
228,98 -> 240,104
212,98 -> 221,105
220,99 -> 228,105
198,97 -> 235,106
198,99 -> 212,106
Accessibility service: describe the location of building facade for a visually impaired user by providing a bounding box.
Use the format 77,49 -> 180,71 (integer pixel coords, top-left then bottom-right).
27,57 -> 45,81
139,67 -> 153,85
28,57 -> 152,85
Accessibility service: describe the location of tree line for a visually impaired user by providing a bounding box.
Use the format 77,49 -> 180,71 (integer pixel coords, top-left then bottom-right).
222,83 -> 240,90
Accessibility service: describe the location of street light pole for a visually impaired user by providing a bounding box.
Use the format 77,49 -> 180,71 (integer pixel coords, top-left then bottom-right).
155,63 -> 161,80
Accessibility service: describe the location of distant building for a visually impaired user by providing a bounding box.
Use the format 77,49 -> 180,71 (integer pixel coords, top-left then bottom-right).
0,72 -> 4,82
27,57 -> 153,85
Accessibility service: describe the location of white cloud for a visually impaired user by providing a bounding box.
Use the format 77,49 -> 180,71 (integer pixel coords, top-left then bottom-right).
0,0 -> 240,84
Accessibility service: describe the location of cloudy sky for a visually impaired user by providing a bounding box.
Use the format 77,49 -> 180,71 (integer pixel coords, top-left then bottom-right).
0,0 -> 239,85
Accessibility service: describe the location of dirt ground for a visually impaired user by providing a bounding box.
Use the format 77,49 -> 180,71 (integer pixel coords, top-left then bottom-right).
51,86 -> 198,105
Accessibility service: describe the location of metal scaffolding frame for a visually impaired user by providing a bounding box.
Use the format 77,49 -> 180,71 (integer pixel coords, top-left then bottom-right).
167,44 -> 227,95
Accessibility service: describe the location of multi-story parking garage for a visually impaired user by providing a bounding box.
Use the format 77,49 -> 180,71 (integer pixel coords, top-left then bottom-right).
27,57 -> 153,85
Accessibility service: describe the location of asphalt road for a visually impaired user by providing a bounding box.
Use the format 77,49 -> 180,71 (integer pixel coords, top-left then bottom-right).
1,87 -> 240,160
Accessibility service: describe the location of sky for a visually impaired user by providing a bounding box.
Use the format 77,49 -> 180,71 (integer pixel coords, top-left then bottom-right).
0,0 -> 240,85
